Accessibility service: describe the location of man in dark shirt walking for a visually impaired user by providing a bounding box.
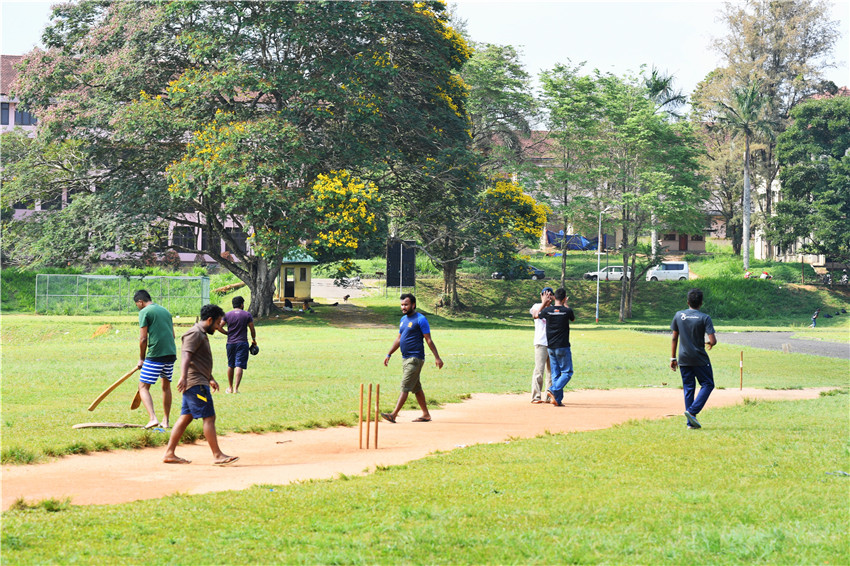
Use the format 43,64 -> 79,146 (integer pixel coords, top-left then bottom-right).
670,289 -> 717,429
222,296 -> 257,394
534,288 -> 576,407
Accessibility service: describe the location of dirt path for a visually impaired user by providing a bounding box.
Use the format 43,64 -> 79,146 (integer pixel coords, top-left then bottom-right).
2,388 -> 829,510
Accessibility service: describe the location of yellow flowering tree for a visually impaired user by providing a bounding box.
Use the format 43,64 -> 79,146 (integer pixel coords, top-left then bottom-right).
14,1 -> 472,315
477,180 -> 550,273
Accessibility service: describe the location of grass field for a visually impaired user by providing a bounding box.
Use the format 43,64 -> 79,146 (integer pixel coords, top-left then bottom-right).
2,304 -> 848,464
3,392 -> 847,563
2,264 -> 848,564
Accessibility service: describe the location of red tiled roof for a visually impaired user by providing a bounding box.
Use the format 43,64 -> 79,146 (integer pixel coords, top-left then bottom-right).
518,131 -> 558,160
1,55 -> 24,95
809,86 -> 850,100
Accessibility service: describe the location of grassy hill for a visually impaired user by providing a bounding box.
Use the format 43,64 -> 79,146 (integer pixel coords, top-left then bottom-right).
413,276 -> 850,328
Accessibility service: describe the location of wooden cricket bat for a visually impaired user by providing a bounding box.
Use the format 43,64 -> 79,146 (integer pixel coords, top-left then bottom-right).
88,367 -> 139,411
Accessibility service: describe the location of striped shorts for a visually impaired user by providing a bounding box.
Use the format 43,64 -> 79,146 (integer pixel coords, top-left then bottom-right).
139,359 -> 175,385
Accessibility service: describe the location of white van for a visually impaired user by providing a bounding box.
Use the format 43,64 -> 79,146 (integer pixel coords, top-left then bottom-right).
646,261 -> 689,281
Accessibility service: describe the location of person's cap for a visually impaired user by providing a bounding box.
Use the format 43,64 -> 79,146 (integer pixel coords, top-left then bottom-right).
541,287 -> 554,295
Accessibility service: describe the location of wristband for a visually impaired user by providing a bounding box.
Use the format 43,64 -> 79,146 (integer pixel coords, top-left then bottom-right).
386,354 -> 392,358
670,358 -> 676,361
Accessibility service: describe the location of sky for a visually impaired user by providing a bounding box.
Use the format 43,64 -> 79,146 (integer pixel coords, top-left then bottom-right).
2,0 -> 849,98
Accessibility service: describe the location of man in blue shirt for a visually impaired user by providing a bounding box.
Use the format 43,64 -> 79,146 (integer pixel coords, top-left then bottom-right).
670,289 -> 718,429
381,293 -> 443,423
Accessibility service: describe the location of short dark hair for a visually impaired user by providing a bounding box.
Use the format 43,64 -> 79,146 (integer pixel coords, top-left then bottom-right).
554,288 -> 567,302
232,296 -> 244,308
133,290 -> 152,303
687,289 -> 704,309
400,293 -> 416,306
200,304 -> 225,321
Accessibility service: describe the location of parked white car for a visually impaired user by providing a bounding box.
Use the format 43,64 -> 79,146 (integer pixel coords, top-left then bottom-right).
583,266 -> 632,281
646,261 -> 690,281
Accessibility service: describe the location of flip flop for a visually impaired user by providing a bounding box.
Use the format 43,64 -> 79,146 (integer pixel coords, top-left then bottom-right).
380,412 -> 396,423
214,456 -> 239,466
412,416 -> 431,422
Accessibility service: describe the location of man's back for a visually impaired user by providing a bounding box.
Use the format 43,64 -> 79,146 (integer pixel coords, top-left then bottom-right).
224,309 -> 253,344
139,303 -> 175,358
671,308 -> 714,366
539,305 -> 575,349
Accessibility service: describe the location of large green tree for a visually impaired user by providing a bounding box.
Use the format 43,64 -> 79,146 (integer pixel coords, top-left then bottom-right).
539,62 -> 606,286
461,43 -> 536,175
696,125 -> 745,255
701,0 -> 841,257
767,96 -> 850,263
596,71 -> 706,320
8,0 -> 472,316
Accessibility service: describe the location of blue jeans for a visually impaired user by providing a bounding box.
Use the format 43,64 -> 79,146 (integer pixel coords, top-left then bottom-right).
680,364 -> 714,415
547,347 -> 573,404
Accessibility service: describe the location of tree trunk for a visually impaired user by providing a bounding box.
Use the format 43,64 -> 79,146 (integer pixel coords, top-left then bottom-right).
560,209 -> 569,287
245,257 -> 282,318
618,225 -> 629,322
742,136 -> 752,270
440,260 -> 462,311
763,159 -> 779,260
626,254 -> 638,319
560,242 -> 567,288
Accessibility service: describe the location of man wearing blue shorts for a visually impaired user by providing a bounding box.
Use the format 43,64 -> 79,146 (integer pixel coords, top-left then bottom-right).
381,293 -> 443,423
670,289 -> 718,429
134,289 -> 176,429
222,296 -> 257,394
163,304 -> 238,465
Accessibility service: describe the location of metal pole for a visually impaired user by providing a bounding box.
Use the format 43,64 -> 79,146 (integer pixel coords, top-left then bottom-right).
399,240 -> 403,295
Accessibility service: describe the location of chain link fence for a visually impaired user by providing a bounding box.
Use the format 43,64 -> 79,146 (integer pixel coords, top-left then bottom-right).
35,275 -> 210,315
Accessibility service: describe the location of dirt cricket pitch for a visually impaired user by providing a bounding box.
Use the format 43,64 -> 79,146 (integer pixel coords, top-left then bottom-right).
1,387 -> 828,510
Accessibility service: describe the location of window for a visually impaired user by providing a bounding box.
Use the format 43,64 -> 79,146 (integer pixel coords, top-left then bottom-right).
14,108 -> 37,126
224,227 -> 247,253
172,226 -> 196,250
690,234 -> 704,241
664,263 -> 684,271
663,233 -> 677,241
200,230 -> 210,253
1,103 -> 8,125
39,194 -> 62,211
299,267 -> 307,282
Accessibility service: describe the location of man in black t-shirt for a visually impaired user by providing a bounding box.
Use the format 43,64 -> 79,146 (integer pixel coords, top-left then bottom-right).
534,288 -> 576,406
670,289 -> 717,429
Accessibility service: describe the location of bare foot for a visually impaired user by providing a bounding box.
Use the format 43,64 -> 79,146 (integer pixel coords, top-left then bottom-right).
213,455 -> 239,465
144,420 -> 160,429
160,421 -> 170,429
225,388 -> 232,394
163,455 -> 191,464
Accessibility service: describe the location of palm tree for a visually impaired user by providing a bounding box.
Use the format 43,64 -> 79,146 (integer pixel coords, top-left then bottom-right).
714,80 -> 774,270
645,66 -> 687,120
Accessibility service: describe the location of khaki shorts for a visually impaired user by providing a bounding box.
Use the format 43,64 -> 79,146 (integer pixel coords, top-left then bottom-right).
400,357 -> 425,393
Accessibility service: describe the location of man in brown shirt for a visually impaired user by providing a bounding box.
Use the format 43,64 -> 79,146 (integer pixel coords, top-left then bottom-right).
163,304 -> 238,465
